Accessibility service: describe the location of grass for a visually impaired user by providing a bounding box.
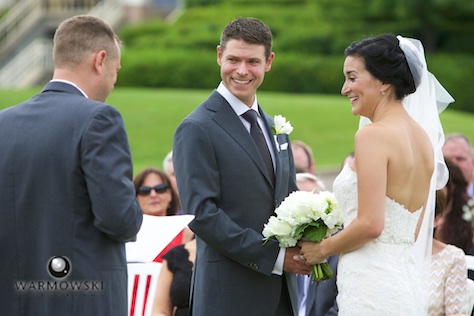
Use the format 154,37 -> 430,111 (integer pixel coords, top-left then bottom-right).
1,87 -> 474,174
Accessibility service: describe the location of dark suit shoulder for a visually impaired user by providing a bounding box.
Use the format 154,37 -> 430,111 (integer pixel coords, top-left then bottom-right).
181,90 -> 225,122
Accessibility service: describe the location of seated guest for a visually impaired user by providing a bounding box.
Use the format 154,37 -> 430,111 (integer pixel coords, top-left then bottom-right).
163,150 -> 183,214
296,172 -> 326,194
292,140 -> 316,174
133,168 -> 192,261
152,238 -> 196,316
429,190 -> 470,315
133,168 -> 179,217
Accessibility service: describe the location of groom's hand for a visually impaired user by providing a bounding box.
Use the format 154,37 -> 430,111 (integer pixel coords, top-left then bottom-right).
283,247 -> 311,275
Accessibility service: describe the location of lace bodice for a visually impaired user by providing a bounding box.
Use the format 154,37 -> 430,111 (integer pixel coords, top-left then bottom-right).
332,165 -> 425,315
333,165 -> 422,244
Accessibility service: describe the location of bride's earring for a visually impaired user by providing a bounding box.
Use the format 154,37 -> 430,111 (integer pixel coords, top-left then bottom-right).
380,91 -> 386,96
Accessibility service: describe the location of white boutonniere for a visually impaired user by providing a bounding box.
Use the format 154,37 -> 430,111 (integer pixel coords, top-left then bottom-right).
273,115 -> 293,135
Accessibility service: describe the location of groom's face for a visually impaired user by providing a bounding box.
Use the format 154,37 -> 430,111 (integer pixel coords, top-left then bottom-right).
217,39 -> 274,107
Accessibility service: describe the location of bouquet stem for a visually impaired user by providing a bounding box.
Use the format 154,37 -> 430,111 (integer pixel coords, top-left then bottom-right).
311,261 -> 333,282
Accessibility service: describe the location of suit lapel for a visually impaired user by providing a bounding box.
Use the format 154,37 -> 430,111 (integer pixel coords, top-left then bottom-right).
208,92 -> 274,187
260,110 -> 288,201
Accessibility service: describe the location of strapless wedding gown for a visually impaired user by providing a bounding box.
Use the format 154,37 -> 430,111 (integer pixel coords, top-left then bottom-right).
332,165 -> 426,315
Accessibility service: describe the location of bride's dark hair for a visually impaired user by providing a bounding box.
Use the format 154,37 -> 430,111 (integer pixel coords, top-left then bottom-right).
344,34 -> 416,100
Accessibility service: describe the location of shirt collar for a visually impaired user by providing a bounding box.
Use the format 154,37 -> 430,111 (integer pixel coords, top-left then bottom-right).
50,79 -> 89,98
216,82 -> 259,117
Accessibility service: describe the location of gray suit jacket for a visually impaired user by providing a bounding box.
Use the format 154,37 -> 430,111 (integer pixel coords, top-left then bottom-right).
304,255 -> 339,316
173,90 -> 299,316
0,82 -> 143,315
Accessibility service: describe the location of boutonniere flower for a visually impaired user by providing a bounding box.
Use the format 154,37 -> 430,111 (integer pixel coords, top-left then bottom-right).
273,115 -> 293,135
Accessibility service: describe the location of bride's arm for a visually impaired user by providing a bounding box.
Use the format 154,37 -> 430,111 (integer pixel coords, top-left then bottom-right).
299,126 -> 388,263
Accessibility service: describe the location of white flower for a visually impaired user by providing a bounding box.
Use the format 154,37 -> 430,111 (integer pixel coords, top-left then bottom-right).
273,115 -> 293,135
262,216 -> 294,244
262,190 -> 342,246
276,191 -> 313,225
262,190 -> 343,281
462,199 -> 474,222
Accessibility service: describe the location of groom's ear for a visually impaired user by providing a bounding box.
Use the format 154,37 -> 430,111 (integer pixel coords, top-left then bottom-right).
265,52 -> 275,72
217,45 -> 224,66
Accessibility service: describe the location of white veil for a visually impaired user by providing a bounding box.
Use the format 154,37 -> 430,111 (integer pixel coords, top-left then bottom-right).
359,35 -> 454,313
398,36 -> 453,314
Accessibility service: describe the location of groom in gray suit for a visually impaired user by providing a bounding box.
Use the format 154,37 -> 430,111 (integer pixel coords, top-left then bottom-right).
173,18 -> 310,316
0,16 -> 142,315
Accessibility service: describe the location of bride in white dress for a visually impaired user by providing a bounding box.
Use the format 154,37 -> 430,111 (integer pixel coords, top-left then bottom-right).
298,34 -> 453,315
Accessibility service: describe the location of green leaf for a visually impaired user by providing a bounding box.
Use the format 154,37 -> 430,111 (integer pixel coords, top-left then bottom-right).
303,225 -> 327,242
306,221 -> 321,228
294,223 -> 309,236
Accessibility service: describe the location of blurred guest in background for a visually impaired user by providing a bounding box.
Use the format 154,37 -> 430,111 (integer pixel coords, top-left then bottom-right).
133,168 -> 193,262
429,190 -> 470,316
435,159 -> 473,254
296,173 -> 326,194
292,140 -> 316,174
133,168 -> 179,217
152,238 -> 196,316
163,150 -> 182,214
443,133 -> 474,198
340,151 -> 355,171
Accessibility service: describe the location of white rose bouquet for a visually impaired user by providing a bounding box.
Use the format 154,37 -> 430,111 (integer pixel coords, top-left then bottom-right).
262,190 -> 342,281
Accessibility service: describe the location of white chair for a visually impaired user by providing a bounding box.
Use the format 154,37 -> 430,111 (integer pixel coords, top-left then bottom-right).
127,262 -> 162,316
466,255 -> 474,314
466,255 -> 474,271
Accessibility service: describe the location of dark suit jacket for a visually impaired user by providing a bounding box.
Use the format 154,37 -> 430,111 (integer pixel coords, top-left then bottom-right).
304,255 -> 339,316
173,90 -> 299,316
0,82 -> 143,315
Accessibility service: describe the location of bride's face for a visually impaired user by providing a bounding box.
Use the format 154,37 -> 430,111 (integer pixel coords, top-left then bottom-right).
341,56 -> 383,118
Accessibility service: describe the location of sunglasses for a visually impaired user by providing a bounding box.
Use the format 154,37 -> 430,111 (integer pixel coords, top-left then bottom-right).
137,184 -> 168,196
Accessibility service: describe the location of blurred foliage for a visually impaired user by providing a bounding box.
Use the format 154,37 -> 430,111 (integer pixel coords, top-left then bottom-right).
0,7 -> 8,19
117,0 -> 474,112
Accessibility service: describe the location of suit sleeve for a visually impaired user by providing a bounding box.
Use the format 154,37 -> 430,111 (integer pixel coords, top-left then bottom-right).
173,118 -> 281,275
81,105 -> 143,242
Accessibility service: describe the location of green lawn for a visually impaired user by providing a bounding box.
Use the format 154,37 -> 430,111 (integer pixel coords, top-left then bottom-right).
1,87 -> 473,174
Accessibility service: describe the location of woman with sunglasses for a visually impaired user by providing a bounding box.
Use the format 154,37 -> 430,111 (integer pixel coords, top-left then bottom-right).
133,168 -> 179,217
132,168 -> 193,256
133,168 -> 195,316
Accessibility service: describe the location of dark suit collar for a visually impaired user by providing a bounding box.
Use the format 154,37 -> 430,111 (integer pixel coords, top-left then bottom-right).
207,91 -> 275,188
42,81 -> 86,97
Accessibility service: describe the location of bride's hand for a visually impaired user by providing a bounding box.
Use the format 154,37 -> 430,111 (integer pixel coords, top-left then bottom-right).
297,240 -> 326,265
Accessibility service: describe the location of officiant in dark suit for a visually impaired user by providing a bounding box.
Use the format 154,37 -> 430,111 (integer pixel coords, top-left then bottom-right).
0,15 -> 142,316
173,17 -> 310,316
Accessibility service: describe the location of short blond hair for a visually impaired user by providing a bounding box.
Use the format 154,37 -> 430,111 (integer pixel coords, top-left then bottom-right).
53,15 -> 121,68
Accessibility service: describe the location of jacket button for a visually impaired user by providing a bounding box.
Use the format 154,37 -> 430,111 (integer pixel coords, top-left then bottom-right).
247,262 -> 259,270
